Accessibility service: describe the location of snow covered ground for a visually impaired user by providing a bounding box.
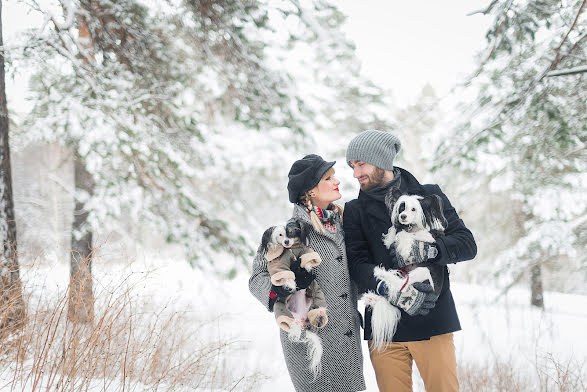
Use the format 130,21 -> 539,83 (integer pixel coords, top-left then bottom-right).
5,251 -> 587,391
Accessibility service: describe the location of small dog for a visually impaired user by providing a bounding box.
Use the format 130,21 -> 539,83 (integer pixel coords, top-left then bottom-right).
362,266 -> 433,351
259,218 -> 328,376
362,188 -> 448,350
382,187 -> 447,297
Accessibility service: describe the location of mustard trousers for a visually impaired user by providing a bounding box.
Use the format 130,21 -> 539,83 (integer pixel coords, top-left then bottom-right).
369,333 -> 458,392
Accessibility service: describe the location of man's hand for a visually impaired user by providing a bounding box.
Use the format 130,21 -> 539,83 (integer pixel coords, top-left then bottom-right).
377,280 -> 437,316
396,242 -> 438,268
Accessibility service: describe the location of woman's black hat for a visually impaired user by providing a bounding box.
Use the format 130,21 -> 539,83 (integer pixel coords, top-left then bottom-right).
287,154 -> 336,203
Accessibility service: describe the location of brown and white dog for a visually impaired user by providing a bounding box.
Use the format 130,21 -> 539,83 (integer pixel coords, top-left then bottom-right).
260,218 -> 327,376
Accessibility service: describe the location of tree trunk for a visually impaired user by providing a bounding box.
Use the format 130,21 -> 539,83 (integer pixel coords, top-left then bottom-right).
530,263 -> 544,309
512,201 -> 545,308
0,0 -> 25,330
68,152 -> 94,323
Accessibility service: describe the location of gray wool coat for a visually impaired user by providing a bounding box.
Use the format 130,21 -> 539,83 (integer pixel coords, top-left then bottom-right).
249,205 -> 366,392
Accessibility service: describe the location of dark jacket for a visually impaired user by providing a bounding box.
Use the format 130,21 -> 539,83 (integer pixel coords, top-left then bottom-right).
343,167 -> 477,342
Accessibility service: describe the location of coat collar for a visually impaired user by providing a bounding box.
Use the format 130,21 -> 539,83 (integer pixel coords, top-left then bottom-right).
291,204 -> 343,245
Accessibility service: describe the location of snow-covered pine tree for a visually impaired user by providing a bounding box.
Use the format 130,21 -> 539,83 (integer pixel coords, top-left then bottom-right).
0,0 -> 24,329
14,0 -> 395,276
435,0 -> 587,305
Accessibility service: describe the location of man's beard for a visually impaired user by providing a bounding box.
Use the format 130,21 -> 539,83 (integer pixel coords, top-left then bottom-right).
360,168 -> 386,191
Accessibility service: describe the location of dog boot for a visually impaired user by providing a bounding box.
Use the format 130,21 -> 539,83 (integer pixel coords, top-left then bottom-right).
307,307 -> 328,329
276,315 -> 297,332
274,301 -> 296,332
300,250 -> 322,271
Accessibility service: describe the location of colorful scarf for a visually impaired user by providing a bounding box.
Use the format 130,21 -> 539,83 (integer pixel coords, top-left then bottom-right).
306,203 -> 339,231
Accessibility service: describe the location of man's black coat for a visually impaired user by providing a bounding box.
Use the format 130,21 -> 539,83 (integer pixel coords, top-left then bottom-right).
343,167 -> 477,341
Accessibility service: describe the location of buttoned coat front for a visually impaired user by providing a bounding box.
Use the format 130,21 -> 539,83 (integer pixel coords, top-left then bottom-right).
249,205 -> 366,392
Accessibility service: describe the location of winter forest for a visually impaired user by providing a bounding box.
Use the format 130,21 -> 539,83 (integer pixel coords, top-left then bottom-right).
0,0 -> 585,390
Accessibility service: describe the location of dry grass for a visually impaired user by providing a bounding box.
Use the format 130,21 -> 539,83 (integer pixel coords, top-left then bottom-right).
0,257 -> 261,391
458,353 -> 586,392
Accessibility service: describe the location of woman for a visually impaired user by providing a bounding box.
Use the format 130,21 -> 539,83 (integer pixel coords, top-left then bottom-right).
249,154 -> 366,392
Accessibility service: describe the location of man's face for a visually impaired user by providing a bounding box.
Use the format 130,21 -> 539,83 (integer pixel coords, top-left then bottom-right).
349,160 -> 386,191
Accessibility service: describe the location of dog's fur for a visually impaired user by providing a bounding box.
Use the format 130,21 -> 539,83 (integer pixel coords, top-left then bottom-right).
362,188 -> 448,351
382,187 -> 447,297
362,265 -> 433,351
260,219 -> 318,291
259,218 -> 327,377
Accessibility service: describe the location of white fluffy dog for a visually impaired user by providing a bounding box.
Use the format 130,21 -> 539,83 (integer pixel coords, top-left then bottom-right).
362,188 -> 447,351
382,190 -> 447,264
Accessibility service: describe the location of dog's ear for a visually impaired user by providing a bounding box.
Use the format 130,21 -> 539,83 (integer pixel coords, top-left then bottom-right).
420,195 -> 448,232
384,187 -> 402,214
299,220 -> 313,246
259,226 -> 276,254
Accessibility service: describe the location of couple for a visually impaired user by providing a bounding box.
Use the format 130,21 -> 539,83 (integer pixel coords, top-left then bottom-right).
249,130 -> 477,392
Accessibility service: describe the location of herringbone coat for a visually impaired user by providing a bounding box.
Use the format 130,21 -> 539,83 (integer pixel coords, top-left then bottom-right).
249,205 -> 366,392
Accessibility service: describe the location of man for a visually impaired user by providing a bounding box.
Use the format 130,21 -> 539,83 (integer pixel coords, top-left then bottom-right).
343,130 -> 477,392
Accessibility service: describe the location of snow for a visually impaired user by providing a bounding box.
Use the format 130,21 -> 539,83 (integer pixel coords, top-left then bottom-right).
4,251 -> 585,391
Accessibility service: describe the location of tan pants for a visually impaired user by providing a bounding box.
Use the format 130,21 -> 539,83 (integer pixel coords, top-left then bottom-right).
369,333 -> 458,392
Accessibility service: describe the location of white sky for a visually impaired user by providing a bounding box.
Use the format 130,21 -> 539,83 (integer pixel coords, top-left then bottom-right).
338,0 -> 493,105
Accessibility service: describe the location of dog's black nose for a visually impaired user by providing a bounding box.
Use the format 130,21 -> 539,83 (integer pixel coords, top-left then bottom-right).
284,240 -> 290,245
400,214 -> 406,220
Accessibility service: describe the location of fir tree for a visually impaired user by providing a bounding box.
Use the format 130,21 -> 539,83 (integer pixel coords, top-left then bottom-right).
435,0 -> 586,306
14,0 -> 394,279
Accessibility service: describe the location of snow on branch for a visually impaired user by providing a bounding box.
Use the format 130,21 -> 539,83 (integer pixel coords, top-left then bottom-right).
467,0 -> 499,16
546,65 -> 587,77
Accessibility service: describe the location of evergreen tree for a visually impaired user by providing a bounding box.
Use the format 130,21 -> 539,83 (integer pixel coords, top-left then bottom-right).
435,0 -> 586,305
14,0 -> 394,278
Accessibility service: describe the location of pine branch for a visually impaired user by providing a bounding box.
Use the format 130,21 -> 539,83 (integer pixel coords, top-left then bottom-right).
539,0 -> 586,81
546,64 -> 587,76
466,0 -> 515,80
467,0 -> 500,16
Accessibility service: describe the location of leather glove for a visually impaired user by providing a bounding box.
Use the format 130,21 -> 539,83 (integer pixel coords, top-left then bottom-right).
271,284 -> 295,298
377,280 -> 437,316
291,256 -> 316,290
396,242 -> 438,268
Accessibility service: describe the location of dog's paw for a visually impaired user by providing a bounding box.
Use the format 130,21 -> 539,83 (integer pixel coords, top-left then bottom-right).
300,251 -> 322,270
276,315 -> 296,332
382,227 -> 396,249
308,307 -> 328,329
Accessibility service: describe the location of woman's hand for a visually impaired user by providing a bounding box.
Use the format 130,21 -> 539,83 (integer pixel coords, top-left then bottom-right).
291,257 -> 316,289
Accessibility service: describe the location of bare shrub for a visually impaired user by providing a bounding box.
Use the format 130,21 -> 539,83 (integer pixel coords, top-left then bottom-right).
0,257 -> 257,391
459,353 -> 586,392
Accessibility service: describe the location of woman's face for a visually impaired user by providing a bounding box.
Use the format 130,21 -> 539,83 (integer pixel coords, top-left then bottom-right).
309,169 -> 341,208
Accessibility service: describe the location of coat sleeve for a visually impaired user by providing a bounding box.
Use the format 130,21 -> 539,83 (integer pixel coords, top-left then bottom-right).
248,248 -> 273,311
431,185 -> 477,266
343,201 -> 380,294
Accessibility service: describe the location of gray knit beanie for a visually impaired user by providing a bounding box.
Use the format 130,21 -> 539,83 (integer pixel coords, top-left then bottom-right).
346,130 -> 401,170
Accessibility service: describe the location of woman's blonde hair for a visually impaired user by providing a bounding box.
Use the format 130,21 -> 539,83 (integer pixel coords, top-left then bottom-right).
299,167 -> 343,233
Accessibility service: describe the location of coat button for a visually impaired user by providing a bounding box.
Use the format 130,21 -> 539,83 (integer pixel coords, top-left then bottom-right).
336,255 -> 343,262
344,330 -> 353,337
339,293 -> 348,299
